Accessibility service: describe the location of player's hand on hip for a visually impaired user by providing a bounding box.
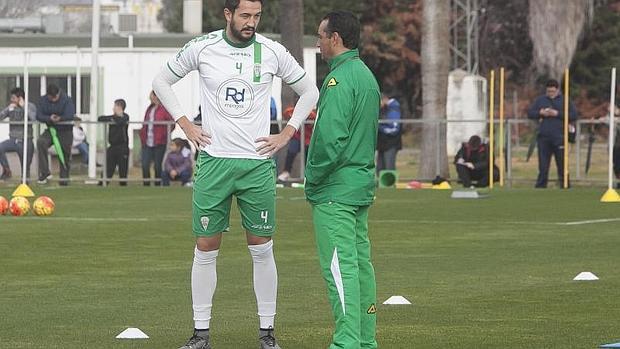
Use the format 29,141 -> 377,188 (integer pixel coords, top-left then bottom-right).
177,116 -> 211,148
255,125 -> 296,156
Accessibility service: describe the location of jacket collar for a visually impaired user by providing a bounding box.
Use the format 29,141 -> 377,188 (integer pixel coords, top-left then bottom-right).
328,49 -> 359,71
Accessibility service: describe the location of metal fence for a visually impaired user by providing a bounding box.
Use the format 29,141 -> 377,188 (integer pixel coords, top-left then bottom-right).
0,118 -> 617,187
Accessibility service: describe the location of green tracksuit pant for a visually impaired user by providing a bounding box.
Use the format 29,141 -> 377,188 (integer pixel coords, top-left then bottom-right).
312,202 -> 378,349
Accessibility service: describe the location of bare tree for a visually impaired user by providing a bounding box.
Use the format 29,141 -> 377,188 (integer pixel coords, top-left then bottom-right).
528,0 -> 593,80
279,0 -> 304,110
419,0 -> 450,179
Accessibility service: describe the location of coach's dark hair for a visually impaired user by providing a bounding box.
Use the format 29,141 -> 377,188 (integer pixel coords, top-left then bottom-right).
322,10 -> 360,50
114,99 -> 126,111
10,87 -> 25,99
46,84 -> 60,97
224,0 -> 263,13
546,79 -> 559,89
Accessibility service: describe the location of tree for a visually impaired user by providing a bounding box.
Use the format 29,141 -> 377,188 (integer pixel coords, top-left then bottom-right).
528,0 -> 593,82
279,0 -> 304,109
360,0 -> 423,118
571,3 -> 620,102
419,0 -> 450,179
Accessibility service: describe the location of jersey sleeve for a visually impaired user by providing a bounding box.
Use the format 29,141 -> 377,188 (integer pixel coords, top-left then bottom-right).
167,38 -> 202,79
274,43 -> 306,85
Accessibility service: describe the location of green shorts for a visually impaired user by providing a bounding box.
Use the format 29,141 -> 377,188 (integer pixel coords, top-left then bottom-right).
192,152 -> 276,237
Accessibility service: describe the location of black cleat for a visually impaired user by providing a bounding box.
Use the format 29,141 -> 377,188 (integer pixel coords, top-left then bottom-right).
259,328 -> 282,349
178,330 -> 211,349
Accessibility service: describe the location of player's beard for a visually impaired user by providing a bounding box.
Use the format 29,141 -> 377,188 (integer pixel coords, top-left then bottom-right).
229,19 -> 256,42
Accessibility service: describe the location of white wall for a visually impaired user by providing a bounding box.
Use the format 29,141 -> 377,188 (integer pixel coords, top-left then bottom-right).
0,47 -> 318,146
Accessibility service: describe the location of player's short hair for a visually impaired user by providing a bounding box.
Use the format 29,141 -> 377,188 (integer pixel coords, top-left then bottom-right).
114,99 -> 126,111
224,0 -> 263,13
10,87 -> 25,99
322,10 -> 360,50
546,79 -> 559,89
46,84 -> 60,97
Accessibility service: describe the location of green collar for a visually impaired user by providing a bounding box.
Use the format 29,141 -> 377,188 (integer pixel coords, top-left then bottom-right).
328,49 -> 359,71
222,28 -> 256,48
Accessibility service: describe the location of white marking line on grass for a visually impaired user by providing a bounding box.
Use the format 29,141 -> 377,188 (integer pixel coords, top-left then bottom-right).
17,217 -> 149,222
560,218 -> 620,226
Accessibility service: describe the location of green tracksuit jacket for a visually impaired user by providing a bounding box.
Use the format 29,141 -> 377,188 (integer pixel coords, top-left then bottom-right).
305,49 -> 380,206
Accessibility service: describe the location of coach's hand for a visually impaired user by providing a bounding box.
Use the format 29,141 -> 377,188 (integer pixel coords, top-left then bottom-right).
256,125 -> 296,156
177,116 -> 211,148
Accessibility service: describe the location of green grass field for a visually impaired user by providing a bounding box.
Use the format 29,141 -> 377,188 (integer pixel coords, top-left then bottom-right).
1,186 -> 620,349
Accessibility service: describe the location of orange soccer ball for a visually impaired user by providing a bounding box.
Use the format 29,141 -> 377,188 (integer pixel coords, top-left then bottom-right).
0,196 -> 8,215
33,196 -> 55,216
9,196 -> 30,216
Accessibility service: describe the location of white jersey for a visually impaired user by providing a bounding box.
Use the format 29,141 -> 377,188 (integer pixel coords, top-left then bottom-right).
167,29 -> 306,159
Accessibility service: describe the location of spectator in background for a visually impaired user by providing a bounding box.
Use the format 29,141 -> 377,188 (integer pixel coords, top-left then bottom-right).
140,90 -> 174,186
98,99 -> 130,186
162,138 -> 193,187
270,97 -> 279,135
36,84 -> 75,185
277,105 -> 316,182
72,116 -> 89,165
376,93 -> 402,174
0,87 -> 36,180
527,79 -> 577,188
454,135 -> 498,188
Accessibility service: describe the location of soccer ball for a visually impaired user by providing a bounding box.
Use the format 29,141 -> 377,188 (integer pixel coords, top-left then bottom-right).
0,196 -> 8,215
33,196 -> 55,216
9,196 -> 30,216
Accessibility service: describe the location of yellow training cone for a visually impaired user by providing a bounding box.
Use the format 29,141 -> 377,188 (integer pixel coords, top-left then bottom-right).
600,188 -> 620,203
432,181 -> 452,190
12,183 -> 35,198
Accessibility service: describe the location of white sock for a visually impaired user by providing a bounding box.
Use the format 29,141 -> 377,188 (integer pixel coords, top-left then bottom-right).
248,240 -> 277,329
192,247 -> 218,330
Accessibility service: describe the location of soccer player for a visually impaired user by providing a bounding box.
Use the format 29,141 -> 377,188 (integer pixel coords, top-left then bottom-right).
305,11 -> 380,349
152,0 -> 319,348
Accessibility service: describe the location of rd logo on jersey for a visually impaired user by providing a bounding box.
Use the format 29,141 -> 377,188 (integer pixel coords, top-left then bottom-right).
216,78 -> 255,118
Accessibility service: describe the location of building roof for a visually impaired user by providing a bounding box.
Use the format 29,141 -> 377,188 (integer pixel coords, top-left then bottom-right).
0,32 -> 318,49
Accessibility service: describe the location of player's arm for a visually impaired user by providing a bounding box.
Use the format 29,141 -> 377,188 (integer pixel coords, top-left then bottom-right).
256,75 -> 319,155
153,41 -> 211,148
305,84 -> 352,185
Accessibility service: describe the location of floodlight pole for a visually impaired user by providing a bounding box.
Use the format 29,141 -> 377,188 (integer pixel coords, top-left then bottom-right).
88,0 -> 101,180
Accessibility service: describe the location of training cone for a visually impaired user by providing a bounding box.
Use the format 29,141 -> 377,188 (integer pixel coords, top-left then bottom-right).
600,188 -> 620,203
383,295 -> 412,305
573,272 -> 599,281
12,184 -> 35,198
116,328 -> 149,339
431,181 -> 451,190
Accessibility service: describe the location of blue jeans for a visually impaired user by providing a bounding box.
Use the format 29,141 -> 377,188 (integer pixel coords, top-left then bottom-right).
0,138 -> 34,177
141,144 -> 166,186
75,142 -> 89,164
161,169 -> 192,186
376,147 -> 398,174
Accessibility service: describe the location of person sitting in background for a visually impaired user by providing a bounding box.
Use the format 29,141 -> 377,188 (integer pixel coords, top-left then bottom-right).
376,93 -> 402,174
454,135 -> 498,188
277,105 -> 316,182
98,99 -> 130,186
72,116 -> 89,165
162,138 -> 193,187
0,87 -> 36,180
